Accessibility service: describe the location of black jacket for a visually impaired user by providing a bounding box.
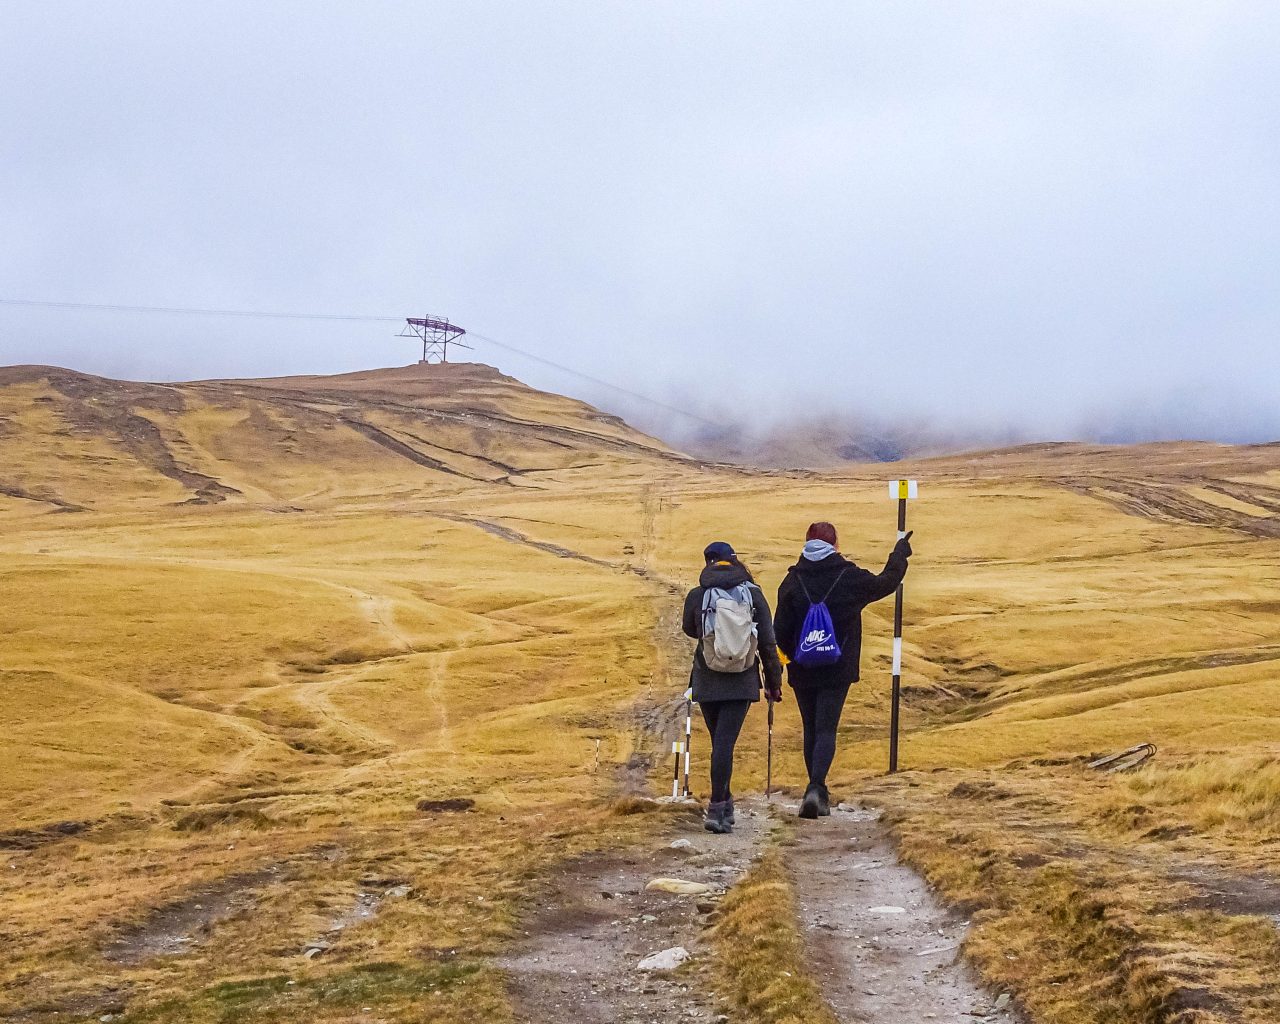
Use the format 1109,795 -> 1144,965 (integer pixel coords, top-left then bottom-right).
774,548 -> 908,689
682,562 -> 783,703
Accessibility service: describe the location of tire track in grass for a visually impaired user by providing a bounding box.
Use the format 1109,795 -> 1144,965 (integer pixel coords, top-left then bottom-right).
1057,476 -> 1280,539
429,512 -> 622,570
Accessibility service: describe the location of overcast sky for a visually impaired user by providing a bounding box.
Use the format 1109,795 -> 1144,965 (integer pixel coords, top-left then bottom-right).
2,2 -> 1278,442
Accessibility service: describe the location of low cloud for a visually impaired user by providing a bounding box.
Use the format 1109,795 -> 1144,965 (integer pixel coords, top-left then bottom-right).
2,3 -> 1278,450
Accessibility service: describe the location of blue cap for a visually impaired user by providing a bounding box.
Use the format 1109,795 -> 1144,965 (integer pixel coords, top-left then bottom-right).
703,541 -> 735,562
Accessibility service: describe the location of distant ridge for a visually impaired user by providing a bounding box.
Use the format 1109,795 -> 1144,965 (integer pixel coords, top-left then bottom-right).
666,414 -> 1280,471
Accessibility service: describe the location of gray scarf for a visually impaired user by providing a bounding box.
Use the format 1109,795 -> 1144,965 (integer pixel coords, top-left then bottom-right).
801,539 -> 837,561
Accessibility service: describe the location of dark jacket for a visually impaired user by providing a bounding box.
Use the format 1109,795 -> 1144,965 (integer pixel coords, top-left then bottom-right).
774,548 -> 908,689
682,562 -> 783,703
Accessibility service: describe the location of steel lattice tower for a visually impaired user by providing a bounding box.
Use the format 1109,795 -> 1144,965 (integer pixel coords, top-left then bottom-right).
398,316 -> 470,363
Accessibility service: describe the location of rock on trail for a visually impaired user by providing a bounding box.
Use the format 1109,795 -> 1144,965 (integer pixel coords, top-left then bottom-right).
637,946 -> 691,971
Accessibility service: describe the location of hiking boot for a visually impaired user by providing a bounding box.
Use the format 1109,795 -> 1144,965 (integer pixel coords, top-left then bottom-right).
816,784 -> 831,816
704,800 -> 733,835
726,795 -> 736,825
798,784 -> 822,820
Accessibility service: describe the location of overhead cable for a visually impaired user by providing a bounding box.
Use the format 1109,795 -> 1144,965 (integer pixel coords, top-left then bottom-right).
0,296 -> 724,429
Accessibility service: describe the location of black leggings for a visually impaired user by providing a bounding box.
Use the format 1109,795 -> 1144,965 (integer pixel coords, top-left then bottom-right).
794,684 -> 851,788
700,699 -> 751,803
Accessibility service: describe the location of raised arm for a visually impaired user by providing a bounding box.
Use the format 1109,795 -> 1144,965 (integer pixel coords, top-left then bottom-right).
858,534 -> 913,604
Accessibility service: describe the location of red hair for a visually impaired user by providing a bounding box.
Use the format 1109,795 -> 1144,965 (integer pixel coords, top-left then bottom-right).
806,521 -> 838,545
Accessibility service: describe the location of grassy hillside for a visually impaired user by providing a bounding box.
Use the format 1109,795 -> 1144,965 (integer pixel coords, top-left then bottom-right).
2,362 -> 1278,1022
0,362 -> 687,511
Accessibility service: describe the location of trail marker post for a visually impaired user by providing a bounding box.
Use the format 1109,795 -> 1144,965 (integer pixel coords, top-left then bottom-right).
683,688 -> 693,798
887,479 -> 918,774
672,741 -> 685,799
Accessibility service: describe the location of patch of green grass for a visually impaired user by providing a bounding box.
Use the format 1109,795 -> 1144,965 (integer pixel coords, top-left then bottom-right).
203,975 -> 294,1015
116,960 -> 506,1024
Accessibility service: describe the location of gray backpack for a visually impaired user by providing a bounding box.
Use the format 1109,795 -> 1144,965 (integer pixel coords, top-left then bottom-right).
700,584 -> 759,673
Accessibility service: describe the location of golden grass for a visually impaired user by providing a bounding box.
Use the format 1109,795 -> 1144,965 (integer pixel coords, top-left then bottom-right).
873,776 -> 1280,1024
1115,751 -> 1280,835
3,367 -> 1280,1021
710,846 -> 839,1024
0,496 -> 676,1021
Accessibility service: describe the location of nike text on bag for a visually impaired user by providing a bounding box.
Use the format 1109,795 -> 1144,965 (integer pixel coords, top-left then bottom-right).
793,570 -> 849,668
700,585 -> 759,673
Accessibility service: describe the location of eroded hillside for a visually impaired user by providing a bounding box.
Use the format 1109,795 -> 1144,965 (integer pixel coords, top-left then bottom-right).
0,362 -> 691,510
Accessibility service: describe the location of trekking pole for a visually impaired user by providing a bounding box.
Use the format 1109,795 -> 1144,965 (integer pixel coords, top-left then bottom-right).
766,696 -> 775,801
888,479 -> 918,774
683,688 -> 693,798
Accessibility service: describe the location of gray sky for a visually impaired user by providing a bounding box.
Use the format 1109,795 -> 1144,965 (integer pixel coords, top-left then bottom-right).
2,2 -> 1278,442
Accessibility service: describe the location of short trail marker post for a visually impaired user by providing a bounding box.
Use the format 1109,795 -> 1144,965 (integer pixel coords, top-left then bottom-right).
672,741 -> 685,799
683,688 -> 693,798
887,479 -> 918,774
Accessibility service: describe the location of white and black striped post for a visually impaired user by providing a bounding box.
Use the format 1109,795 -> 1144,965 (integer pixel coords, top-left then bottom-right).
672,740 -> 684,799
888,479 -> 918,774
683,688 -> 693,797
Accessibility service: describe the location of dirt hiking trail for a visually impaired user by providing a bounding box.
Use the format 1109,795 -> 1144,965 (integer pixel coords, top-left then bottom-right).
500,801 -> 768,1022
501,798 -> 1022,1023
788,802 -> 1021,1023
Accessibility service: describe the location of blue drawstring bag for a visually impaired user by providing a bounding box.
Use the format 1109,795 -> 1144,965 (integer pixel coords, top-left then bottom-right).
792,569 -> 848,667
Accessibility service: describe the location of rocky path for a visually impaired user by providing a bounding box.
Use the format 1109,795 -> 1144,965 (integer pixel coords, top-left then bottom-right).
502,798 -> 1022,1024
500,801 -> 768,1023
787,802 -> 1021,1023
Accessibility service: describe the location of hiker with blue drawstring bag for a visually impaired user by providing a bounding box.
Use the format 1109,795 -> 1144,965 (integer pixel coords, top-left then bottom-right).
774,522 -> 912,818
682,541 -> 783,834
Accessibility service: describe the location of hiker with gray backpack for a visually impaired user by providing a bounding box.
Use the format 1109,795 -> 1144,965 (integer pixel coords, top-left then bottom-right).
774,521 -> 912,819
682,541 -> 783,834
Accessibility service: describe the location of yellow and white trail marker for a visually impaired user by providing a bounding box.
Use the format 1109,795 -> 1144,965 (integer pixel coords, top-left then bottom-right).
887,480 -> 918,773
889,478 -> 919,503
